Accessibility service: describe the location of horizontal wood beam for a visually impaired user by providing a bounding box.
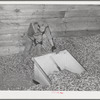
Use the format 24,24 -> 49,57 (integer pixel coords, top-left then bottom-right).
0,40 -> 24,46
2,5 -> 100,12
53,29 -> 100,37
44,5 -> 100,11
0,46 -> 24,56
0,34 -> 23,41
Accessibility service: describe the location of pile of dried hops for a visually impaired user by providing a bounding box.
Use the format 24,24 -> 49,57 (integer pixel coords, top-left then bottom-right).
27,33 -> 100,91
1,33 -> 100,90
0,52 -> 35,90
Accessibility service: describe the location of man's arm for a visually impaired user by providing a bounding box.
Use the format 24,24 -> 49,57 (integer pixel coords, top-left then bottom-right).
44,26 -> 56,52
44,26 -> 54,46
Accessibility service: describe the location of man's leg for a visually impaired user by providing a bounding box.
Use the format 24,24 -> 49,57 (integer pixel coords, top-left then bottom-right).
45,26 -> 56,52
36,44 -> 42,56
24,39 -> 33,55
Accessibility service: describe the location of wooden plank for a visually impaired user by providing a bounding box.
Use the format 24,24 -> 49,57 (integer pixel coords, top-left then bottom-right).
0,25 -> 28,35
41,17 -> 100,24
74,5 -> 100,11
15,4 -> 43,12
0,26 -> 18,34
63,17 -> 99,23
44,5 -> 100,11
2,11 -> 65,19
65,21 -> 100,31
48,23 -> 66,32
52,29 -> 100,37
2,5 -> 100,12
0,11 -> 65,20
65,10 -> 100,17
0,13 -> 17,21
0,34 -> 23,41
2,4 -> 43,12
0,40 -> 24,46
44,5 -> 75,11
0,46 -> 25,56
0,19 -> 25,24
31,11 -> 65,18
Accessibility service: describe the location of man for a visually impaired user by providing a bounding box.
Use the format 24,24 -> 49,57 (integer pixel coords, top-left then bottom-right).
25,21 -> 56,56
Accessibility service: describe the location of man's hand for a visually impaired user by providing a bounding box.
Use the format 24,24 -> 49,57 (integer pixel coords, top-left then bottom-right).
51,45 -> 56,52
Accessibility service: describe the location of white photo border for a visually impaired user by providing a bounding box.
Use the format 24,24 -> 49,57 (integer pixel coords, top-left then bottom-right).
0,1 -> 100,99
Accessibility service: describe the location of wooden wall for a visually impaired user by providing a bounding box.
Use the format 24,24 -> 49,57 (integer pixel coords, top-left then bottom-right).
0,4 -> 100,55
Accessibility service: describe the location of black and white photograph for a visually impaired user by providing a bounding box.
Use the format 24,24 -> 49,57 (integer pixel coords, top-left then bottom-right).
1,2 -> 100,94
